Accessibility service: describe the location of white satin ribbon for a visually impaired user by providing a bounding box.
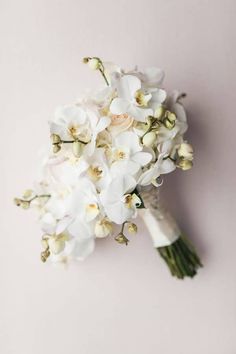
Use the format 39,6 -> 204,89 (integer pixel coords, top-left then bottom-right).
139,208 -> 180,248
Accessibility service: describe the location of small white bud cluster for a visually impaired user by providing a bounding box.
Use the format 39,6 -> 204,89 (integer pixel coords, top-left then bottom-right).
83,57 -> 101,70
177,143 -> 194,170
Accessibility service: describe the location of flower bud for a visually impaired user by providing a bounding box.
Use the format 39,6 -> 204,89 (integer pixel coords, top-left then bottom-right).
41,248 -> 50,262
178,159 -> 193,170
21,201 -> 30,209
166,112 -> 176,122
163,118 -> 175,130
23,189 -> 33,199
53,144 -> 61,153
14,198 -> 22,206
178,143 -> 193,160
51,134 -> 61,144
72,141 -> 82,158
163,111 -> 176,130
127,223 -> 138,234
115,233 -> 129,245
155,105 -> 165,119
88,58 -> 101,70
95,218 -> 113,238
142,131 -> 156,147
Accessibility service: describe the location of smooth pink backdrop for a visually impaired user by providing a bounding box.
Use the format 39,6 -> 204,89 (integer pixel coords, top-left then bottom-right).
1,1 -> 236,353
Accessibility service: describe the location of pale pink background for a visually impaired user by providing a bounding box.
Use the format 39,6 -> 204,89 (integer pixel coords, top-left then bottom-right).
0,1 -> 236,353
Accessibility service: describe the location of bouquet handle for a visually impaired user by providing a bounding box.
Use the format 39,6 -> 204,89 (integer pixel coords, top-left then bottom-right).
139,187 -> 203,279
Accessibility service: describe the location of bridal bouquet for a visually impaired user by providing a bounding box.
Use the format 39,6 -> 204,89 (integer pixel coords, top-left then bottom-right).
15,57 -> 202,279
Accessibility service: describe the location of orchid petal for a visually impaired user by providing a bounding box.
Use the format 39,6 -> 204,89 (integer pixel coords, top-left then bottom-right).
117,75 -> 141,100
55,105 -> 87,125
110,98 -> 130,115
142,67 -> 165,86
132,151 -> 152,166
115,131 -> 141,154
129,105 -> 153,122
103,200 -> 135,224
110,160 -> 140,176
151,89 -> 167,104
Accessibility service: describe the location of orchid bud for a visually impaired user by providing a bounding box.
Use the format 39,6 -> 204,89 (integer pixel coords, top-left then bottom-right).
51,134 -> 61,144
21,201 -> 30,209
41,248 -> 50,262
53,144 -> 61,153
95,218 -> 113,238
163,111 -> 176,130
115,233 -> 129,245
178,143 -> 193,160
88,58 -> 101,70
178,159 -> 193,170
142,131 -> 156,147
14,198 -> 22,207
127,223 -> 138,234
72,141 -> 82,158
155,105 -> 165,119
23,189 -> 33,199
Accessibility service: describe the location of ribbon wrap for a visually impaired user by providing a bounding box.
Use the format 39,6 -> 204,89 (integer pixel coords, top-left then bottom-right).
139,186 -> 180,248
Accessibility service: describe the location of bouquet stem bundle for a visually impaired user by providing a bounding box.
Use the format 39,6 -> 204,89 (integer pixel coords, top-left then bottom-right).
157,236 -> 202,279
139,186 -> 202,279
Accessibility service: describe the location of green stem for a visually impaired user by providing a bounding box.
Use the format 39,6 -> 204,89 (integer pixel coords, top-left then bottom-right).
163,156 -> 176,162
99,67 -> 109,86
157,235 -> 202,279
29,194 -> 51,202
53,139 -> 87,145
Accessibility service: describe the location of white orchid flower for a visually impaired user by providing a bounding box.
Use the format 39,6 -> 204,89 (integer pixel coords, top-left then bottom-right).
39,183 -> 74,235
42,179 -> 97,261
139,67 -> 165,88
110,75 -> 153,122
45,227 -> 94,263
134,67 -> 167,112
84,112 -> 111,156
77,86 -> 114,115
95,217 -> 113,238
45,153 -> 89,187
50,104 -> 91,142
68,178 -> 100,223
62,179 -> 100,260
66,221 -> 95,261
166,90 -> 188,134
103,61 -> 121,84
110,131 -> 152,177
100,175 -> 140,224
85,148 -> 112,191
113,68 -> 166,115
148,87 -> 167,113
138,141 -> 176,186
123,66 -> 165,88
